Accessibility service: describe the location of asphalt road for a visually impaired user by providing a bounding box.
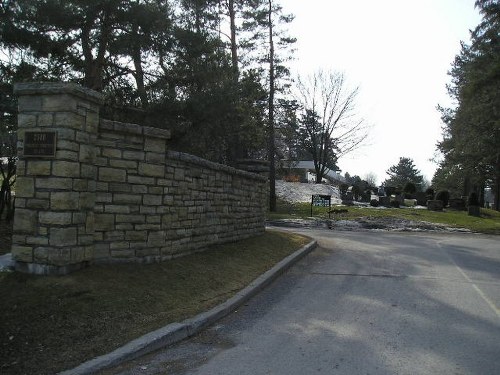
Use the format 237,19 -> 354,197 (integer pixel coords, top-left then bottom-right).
104,230 -> 500,375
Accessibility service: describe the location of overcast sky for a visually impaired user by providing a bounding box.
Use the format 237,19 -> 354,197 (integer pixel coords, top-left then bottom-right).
285,0 -> 482,185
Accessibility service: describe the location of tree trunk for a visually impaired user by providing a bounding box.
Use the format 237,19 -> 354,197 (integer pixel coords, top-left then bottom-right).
495,156 -> 500,211
131,28 -> 148,108
228,0 -> 239,79
268,0 -> 276,212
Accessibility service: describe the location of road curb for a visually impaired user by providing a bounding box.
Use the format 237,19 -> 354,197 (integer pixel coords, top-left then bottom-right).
59,239 -> 317,375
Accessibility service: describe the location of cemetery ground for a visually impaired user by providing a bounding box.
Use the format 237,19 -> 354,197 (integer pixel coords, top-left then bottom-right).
0,229 -> 310,375
269,199 -> 500,235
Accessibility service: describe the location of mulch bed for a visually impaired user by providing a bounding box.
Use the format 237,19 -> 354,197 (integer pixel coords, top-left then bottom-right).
0,220 -> 13,256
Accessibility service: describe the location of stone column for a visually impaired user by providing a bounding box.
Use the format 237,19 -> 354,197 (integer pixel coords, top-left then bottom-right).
12,83 -> 103,275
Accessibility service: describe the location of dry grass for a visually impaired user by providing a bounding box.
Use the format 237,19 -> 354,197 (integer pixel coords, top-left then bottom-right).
0,230 -> 310,375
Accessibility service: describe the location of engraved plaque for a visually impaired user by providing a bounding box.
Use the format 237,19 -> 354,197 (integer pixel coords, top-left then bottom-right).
24,131 -> 57,157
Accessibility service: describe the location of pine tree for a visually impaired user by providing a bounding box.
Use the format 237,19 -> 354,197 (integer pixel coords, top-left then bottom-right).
384,157 -> 424,191
436,0 -> 500,209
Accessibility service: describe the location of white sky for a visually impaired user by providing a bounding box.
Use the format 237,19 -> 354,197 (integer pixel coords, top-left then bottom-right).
284,0 -> 482,185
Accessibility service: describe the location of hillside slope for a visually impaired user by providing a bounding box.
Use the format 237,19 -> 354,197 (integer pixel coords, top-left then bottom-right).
276,181 -> 341,204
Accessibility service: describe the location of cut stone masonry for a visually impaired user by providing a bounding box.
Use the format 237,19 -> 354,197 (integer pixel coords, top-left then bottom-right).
12,82 -> 267,275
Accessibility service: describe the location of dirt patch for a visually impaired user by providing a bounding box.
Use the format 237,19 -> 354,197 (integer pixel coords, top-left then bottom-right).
268,216 -> 471,233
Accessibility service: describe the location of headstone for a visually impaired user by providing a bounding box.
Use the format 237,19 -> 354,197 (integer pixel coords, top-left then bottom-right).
427,200 -> 443,211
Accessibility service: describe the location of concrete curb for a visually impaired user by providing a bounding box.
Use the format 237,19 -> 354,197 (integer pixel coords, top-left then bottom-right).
59,239 -> 317,375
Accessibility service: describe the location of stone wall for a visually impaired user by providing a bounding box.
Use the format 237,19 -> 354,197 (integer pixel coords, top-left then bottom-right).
12,82 -> 267,275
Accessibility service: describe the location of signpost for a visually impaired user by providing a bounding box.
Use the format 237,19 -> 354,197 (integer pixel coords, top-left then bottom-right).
311,194 -> 332,217
23,131 -> 57,158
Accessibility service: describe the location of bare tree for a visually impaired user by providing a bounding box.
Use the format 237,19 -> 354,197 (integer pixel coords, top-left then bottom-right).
293,70 -> 369,182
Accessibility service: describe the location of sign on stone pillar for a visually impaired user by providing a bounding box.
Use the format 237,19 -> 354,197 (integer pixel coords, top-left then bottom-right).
12,82 -> 103,275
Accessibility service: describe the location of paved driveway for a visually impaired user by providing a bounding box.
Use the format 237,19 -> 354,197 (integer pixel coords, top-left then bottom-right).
105,230 -> 500,375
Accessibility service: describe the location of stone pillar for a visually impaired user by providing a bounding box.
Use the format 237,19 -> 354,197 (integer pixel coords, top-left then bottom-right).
12,83 -> 103,275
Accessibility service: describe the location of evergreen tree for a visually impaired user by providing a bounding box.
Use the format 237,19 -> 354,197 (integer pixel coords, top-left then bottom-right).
384,157 -> 424,191
436,0 -> 500,209
241,0 -> 295,211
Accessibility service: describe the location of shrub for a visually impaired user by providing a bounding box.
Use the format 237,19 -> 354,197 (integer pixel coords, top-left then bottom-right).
283,174 -> 300,183
404,182 -> 416,195
435,190 -> 450,207
384,186 -> 396,197
370,199 -> 379,207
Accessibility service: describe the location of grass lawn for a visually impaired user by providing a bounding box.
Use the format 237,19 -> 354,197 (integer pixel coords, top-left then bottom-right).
268,199 -> 500,234
0,230 -> 311,375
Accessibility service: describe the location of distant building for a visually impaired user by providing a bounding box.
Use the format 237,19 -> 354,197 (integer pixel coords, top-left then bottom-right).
280,160 -> 346,184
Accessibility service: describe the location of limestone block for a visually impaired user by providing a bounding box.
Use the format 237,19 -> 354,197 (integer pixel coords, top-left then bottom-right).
94,214 -> 115,231
110,249 -> 135,258
125,231 -> 147,241
76,131 -> 90,143
132,185 -> 148,194
109,159 -> 138,170
83,246 -> 94,261
36,177 -> 73,190
145,138 -> 166,153
71,247 -> 86,262
140,206 -> 156,214
51,191 -> 80,210
17,95 -> 42,111
26,199 -> 50,210
50,227 -> 77,246
115,214 -> 145,224
17,113 -> 37,128
12,245 -> 34,262
80,164 -> 97,179
26,236 -> 49,246
85,212 -> 95,233
93,243 -> 110,258
56,129 -> 76,141
54,112 -> 85,130
78,235 -> 94,246
27,161 -> 51,176
146,152 -> 164,164
99,167 -> 126,182
113,194 -> 142,205
39,211 -> 72,225
102,147 -> 122,158
34,247 -> 49,262
139,163 -> 164,178
96,192 -> 112,203
56,150 -> 79,161
86,111 -> 99,133
13,208 -> 37,234
47,248 -> 72,266
108,183 -> 132,193
53,161 -> 81,178
105,205 -> 130,214
129,241 -> 147,249
79,144 -> 95,163
37,113 -> 54,127
123,150 -> 145,161
143,194 -> 162,206
73,179 -> 88,191
15,177 -> 35,198
42,94 -> 77,112
128,175 -> 154,185
79,192 -> 95,210
147,231 -> 166,247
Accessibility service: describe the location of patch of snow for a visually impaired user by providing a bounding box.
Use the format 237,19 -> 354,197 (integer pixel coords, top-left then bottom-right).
276,180 -> 341,204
